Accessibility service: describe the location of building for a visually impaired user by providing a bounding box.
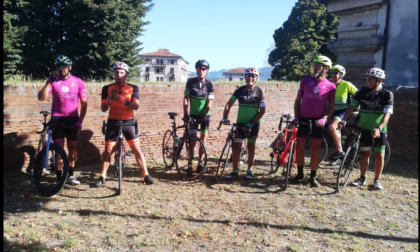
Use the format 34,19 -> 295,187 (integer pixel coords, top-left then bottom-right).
320,0 -> 418,86
222,68 -> 246,81
138,49 -> 189,83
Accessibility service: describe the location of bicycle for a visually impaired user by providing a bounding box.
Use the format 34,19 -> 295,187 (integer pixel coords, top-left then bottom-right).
102,120 -> 137,195
33,111 -> 71,197
215,120 -> 249,181
173,115 -> 208,180
162,112 -> 183,169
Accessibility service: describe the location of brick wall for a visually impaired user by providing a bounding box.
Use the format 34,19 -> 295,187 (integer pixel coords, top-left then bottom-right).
3,83 -> 417,170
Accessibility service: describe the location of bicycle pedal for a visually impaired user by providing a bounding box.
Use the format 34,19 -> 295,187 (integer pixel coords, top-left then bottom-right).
126,151 -> 132,156
269,153 -> 274,158
333,171 -> 338,176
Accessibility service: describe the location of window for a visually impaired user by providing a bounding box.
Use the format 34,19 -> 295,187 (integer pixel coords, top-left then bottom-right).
145,58 -> 150,64
160,59 -> 163,64
156,77 -> 159,82
229,78 -> 232,81
240,78 -> 243,81
171,59 -> 175,65
146,67 -> 149,73
160,77 -> 163,82
170,68 -> 174,74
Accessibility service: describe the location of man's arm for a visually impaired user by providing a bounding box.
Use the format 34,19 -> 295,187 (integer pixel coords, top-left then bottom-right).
183,94 -> 190,116
325,103 -> 335,122
201,99 -> 213,116
125,98 -> 139,110
253,107 -> 266,123
78,98 -> 88,123
294,96 -> 302,119
223,99 -> 235,119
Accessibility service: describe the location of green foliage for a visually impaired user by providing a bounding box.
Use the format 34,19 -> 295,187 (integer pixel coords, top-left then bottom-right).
5,0 -> 154,81
268,0 -> 338,81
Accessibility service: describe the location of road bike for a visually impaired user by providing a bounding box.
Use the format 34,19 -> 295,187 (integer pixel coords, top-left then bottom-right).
102,120 -> 136,195
215,121 -> 249,181
162,112 -> 183,169
173,116 -> 208,180
33,111 -> 70,197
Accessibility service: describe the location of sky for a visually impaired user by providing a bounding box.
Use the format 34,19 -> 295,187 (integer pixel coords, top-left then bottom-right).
137,0 -> 298,72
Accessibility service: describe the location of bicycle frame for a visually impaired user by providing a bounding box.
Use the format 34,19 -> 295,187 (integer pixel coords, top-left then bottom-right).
270,115 -> 297,166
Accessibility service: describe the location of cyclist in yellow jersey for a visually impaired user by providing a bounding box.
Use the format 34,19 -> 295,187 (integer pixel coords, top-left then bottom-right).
327,65 -> 358,165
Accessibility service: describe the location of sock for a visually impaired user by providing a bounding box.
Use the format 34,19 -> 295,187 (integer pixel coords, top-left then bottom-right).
361,176 -> 366,182
188,161 -> 192,168
232,169 -> 239,174
198,161 -> 202,166
310,170 -> 317,180
69,167 -> 74,177
56,170 -> 62,181
98,176 -> 105,184
247,169 -> 252,173
297,166 -> 304,177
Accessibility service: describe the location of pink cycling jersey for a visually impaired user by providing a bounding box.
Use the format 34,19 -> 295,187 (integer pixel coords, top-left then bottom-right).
48,75 -> 87,117
297,77 -> 336,118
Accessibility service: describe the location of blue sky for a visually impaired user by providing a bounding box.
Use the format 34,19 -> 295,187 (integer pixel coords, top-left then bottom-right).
138,0 -> 298,72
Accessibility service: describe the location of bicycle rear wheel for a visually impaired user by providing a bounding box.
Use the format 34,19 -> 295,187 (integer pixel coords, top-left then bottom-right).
216,140 -> 231,180
33,144 -> 69,197
162,130 -> 175,169
270,149 -> 281,174
303,137 -> 328,165
280,140 -> 294,191
175,136 -> 207,180
336,146 -> 357,193
117,140 -> 123,195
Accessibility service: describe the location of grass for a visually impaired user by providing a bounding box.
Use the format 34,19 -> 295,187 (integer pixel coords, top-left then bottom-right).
2,147 -> 418,251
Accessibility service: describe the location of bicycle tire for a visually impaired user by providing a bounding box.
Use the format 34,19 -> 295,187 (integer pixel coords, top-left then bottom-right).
33,143 -> 69,197
282,140 -> 295,191
270,149 -> 281,174
162,129 -> 175,169
216,140 -> 231,181
354,141 -> 391,170
304,137 -> 328,165
336,146 -> 357,193
118,140 -> 123,195
174,136 -> 207,180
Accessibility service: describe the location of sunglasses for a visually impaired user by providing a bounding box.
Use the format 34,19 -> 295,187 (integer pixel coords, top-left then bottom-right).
246,74 -> 257,78
366,76 -> 377,80
313,63 -> 324,68
56,64 -> 70,69
330,72 -> 340,75
197,67 -> 208,71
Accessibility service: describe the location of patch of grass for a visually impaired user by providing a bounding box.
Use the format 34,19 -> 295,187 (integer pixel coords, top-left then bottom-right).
287,243 -> 304,252
28,241 -> 48,252
64,239 -> 78,248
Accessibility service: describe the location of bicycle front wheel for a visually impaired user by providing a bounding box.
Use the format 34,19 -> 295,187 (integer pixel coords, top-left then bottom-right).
162,130 -> 175,169
281,140 -> 295,191
336,146 -> 357,193
33,143 -> 69,197
117,141 -> 123,195
216,140 -> 231,180
270,149 -> 281,174
174,136 -> 207,180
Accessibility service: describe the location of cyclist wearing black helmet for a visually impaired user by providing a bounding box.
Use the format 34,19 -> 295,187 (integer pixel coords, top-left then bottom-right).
183,59 -> 215,177
37,55 -> 88,186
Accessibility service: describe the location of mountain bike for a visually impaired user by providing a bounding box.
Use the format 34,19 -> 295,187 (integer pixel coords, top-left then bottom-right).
33,112 -> 70,197
102,120 -> 137,195
215,120 -> 249,181
173,116 -> 208,180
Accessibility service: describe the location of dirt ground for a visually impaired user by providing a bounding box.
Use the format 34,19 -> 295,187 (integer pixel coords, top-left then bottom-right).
3,147 -> 418,251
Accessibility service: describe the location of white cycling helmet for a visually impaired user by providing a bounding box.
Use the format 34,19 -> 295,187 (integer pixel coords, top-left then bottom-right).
113,62 -> 129,73
244,67 -> 259,77
365,68 -> 385,80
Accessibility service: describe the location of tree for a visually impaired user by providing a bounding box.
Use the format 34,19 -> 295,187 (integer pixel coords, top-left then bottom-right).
7,0 -> 154,80
268,0 -> 338,81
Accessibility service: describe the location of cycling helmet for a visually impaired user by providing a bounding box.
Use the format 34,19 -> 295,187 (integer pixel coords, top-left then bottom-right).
365,68 -> 385,80
195,60 -> 210,70
244,67 -> 259,77
54,55 -> 72,65
331,64 -> 346,77
313,55 -> 332,68
113,62 -> 129,73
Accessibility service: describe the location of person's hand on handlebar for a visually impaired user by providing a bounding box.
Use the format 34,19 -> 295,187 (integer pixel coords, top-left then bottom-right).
371,128 -> 380,138
221,118 -> 230,125
315,118 -> 326,127
182,114 -> 190,122
338,120 -> 346,130
290,118 -> 299,129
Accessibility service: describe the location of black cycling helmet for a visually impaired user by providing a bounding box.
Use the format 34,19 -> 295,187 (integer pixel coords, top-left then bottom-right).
195,59 -> 210,70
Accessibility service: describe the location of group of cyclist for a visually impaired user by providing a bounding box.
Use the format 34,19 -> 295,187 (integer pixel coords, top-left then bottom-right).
38,54 -> 393,191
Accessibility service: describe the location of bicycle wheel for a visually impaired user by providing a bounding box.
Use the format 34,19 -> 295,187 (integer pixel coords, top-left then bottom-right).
270,149 -> 281,174
354,141 -> 391,170
118,140 -> 123,195
280,140 -> 294,191
216,140 -> 231,180
174,136 -> 207,180
162,130 -> 175,168
336,146 -> 358,193
33,144 -> 69,197
303,137 -> 328,165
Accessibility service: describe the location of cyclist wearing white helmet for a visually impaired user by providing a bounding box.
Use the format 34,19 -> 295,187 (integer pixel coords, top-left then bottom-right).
96,62 -> 155,187
222,67 -> 266,180
183,59 -> 215,177
339,68 -> 393,190
290,55 -> 336,187
37,55 -> 88,186
327,64 -> 358,165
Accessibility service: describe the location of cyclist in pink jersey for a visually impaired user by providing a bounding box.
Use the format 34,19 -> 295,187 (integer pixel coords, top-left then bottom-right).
38,55 -> 88,186
289,55 -> 336,187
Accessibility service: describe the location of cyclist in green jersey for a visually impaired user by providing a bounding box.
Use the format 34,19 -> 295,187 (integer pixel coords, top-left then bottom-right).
183,60 -> 215,177
327,65 -> 358,165
339,68 -> 393,190
222,67 -> 266,180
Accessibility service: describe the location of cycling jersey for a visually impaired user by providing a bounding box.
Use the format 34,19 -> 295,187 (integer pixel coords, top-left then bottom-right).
101,83 -> 139,121
334,80 -> 358,110
297,77 -> 336,118
48,75 -> 87,117
184,78 -> 215,116
350,86 -> 394,133
230,85 -> 266,124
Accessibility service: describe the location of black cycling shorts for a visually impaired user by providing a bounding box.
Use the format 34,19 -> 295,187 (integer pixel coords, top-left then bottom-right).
105,118 -> 138,142
235,123 -> 260,143
50,116 -> 79,142
296,117 -> 324,141
190,115 -> 211,133
360,131 -> 387,153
